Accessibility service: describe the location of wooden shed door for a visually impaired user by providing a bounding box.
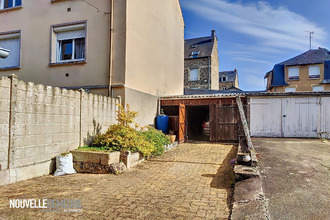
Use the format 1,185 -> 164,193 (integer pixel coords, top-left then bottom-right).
210,104 -> 239,142
178,104 -> 186,143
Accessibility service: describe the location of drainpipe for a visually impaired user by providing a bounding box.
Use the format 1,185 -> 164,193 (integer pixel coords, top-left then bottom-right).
208,56 -> 211,89
108,0 -> 114,97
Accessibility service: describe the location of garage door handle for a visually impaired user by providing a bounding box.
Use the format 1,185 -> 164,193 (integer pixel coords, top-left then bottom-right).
283,115 -> 286,117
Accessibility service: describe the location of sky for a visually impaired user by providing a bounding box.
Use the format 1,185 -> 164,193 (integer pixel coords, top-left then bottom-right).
180,0 -> 330,91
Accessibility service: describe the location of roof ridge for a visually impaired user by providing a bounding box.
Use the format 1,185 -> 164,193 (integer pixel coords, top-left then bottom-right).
185,35 -> 212,41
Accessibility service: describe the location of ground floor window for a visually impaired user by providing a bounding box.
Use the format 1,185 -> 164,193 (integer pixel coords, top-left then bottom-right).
0,31 -> 20,69
312,85 -> 324,92
285,87 -> 296,92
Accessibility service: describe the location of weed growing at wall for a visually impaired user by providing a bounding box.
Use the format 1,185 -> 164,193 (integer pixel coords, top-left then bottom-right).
90,104 -> 170,156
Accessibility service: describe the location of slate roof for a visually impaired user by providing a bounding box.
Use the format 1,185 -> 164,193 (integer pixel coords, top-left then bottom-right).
265,48 -> 330,86
279,48 -> 330,66
219,70 -> 237,82
184,36 -> 214,59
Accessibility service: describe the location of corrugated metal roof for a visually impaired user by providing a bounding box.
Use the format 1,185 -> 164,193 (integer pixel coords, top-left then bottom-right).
160,91 -> 330,100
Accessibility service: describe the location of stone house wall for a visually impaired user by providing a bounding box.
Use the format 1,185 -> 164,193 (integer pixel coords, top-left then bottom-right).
184,58 -> 210,89
219,81 -> 235,90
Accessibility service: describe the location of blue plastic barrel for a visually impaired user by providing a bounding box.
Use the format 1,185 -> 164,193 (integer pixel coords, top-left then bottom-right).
156,115 -> 169,133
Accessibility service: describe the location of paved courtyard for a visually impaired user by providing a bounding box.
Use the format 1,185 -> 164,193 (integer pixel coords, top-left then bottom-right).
254,138 -> 330,220
0,143 -> 237,220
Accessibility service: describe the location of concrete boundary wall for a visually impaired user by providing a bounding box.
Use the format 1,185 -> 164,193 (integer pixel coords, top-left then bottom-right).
0,75 -> 118,185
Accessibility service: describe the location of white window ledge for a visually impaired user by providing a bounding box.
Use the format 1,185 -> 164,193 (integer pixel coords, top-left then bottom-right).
0,6 -> 22,13
49,60 -> 86,66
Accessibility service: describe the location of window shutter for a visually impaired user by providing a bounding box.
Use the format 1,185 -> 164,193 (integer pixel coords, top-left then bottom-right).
0,37 -> 20,68
57,30 -> 85,41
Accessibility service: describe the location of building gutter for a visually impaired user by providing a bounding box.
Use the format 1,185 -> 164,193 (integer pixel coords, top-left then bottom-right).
208,57 -> 211,89
108,0 -> 114,97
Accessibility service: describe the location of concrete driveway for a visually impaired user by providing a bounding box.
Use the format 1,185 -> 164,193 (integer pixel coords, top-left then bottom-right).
253,138 -> 330,220
0,143 -> 237,219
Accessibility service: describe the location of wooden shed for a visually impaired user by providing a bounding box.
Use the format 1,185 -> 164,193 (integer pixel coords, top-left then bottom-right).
159,94 -> 247,143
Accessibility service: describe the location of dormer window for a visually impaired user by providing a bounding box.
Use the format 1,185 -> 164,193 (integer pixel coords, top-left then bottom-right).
189,51 -> 200,58
221,74 -> 227,82
0,0 -> 21,10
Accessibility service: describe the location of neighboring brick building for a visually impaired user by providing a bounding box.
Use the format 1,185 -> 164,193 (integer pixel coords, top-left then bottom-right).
219,69 -> 240,91
184,30 -> 219,90
265,47 -> 330,92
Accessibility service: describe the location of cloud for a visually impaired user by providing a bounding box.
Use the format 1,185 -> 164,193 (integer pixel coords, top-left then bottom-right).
181,0 -> 327,52
233,57 -> 272,65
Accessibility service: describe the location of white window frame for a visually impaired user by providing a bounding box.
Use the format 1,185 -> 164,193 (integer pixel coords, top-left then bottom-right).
0,31 -> 20,69
0,0 -> 21,10
288,66 -> 299,80
308,65 -> 320,79
312,85 -> 324,92
285,87 -> 296,92
189,68 -> 198,81
51,21 -> 87,64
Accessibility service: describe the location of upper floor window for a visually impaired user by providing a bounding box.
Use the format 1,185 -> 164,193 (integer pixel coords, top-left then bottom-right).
288,66 -> 299,80
222,87 -> 227,90
189,51 -> 200,58
308,65 -> 320,79
51,22 -> 86,64
0,0 -> 21,9
189,68 -> 198,81
0,31 -> 20,69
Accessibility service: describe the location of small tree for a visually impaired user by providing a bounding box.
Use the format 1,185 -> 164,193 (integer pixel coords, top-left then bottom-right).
116,104 -> 138,127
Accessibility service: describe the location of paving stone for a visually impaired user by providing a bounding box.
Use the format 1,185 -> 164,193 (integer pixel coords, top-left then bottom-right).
0,143 -> 237,219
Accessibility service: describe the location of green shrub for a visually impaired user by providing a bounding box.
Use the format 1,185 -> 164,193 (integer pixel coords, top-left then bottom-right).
142,127 -> 170,156
89,104 -> 170,157
92,124 -> 155,156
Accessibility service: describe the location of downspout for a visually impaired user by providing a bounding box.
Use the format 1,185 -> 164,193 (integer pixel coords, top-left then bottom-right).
208,56 -> 211,89
108,0 -> 114,97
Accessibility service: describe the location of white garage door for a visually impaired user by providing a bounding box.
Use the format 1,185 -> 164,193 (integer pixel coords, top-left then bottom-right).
250,96 -> 330,138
